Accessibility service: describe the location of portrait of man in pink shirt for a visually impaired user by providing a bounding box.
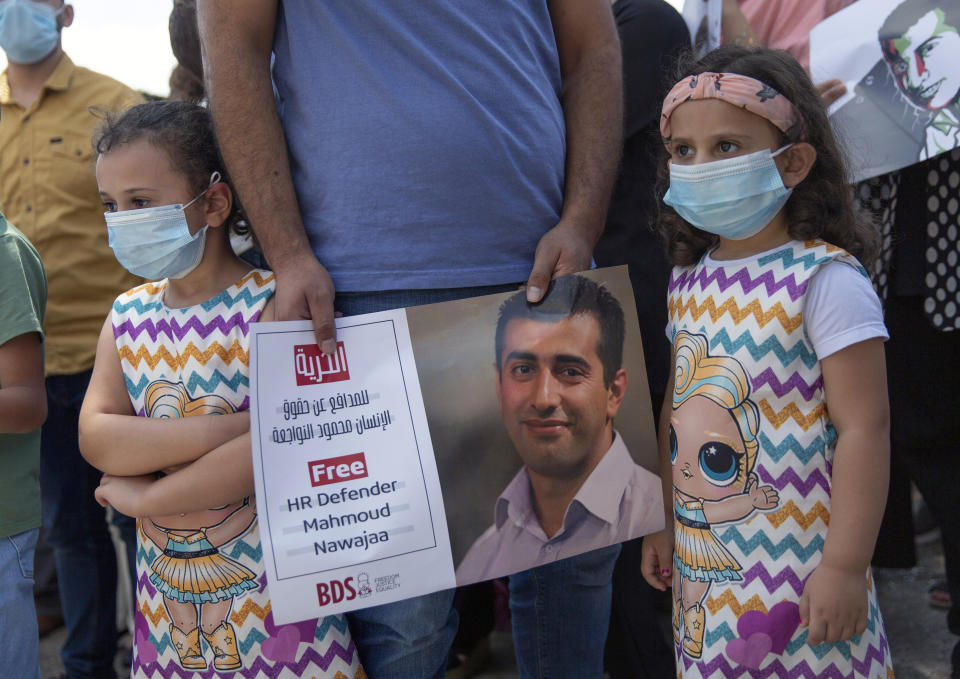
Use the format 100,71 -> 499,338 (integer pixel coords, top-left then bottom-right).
455,275 -> 663,584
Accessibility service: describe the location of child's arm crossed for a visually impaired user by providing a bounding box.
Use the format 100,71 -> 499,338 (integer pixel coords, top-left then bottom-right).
79,318 -> 250,475
95,431 -> 255,518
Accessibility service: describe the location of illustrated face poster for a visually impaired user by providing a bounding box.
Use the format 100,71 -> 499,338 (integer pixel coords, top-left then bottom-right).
249,266 -> 664,622
811,0 -> 960,181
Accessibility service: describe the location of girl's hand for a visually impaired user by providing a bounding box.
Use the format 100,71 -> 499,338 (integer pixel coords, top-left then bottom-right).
799,564 -> 868,645
640,528 -> 675,591
95,473 -> 155,518
746,473 -> 779,510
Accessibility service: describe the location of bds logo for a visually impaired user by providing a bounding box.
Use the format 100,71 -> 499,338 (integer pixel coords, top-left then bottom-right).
317,577 -> 357,606
294,342 -> 350,386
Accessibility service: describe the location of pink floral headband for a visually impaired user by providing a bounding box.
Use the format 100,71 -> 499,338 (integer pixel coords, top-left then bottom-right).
660,72 -> 800,139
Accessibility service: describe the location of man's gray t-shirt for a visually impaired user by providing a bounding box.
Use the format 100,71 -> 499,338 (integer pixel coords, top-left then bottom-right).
273,0 -> 566,291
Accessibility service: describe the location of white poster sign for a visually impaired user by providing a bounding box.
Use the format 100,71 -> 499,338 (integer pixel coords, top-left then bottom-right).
682,0 -> 721,55
249,268 -> 663,623
249,311 -> 454,623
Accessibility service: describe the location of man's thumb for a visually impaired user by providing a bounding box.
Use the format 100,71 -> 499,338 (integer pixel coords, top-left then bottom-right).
526,250 -> 558,303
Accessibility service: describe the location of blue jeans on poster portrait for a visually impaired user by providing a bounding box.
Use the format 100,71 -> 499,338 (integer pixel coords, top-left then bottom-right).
334,284 -> 517,679
41,370 -> 118,679
0,528 -> 42,679
509,543 -> 622,679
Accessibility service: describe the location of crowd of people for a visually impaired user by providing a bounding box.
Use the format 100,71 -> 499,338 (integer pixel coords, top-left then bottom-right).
0,0 -> 957,678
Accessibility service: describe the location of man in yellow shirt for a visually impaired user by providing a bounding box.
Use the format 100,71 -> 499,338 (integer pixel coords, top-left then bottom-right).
0,1 -> 140,677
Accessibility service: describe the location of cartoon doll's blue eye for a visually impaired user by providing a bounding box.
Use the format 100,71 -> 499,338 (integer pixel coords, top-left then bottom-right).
698,441 -> 742,486
669,425 -> 678,463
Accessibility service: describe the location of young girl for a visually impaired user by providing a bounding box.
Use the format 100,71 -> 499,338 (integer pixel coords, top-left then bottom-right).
78,101 -> 365,679
640,46 -> 895,677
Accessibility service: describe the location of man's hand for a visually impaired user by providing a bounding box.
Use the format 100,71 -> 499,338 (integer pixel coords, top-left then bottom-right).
525,219 -> 597,302
537,0 -> 621,302
799,563 -> 868,645
273,252 -> 338,354
640,528 -> 675,591
816,79 -> 848,108
95,473 -> 154,518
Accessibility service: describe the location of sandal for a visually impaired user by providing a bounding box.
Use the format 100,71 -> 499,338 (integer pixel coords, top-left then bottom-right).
930,581 -> 953,610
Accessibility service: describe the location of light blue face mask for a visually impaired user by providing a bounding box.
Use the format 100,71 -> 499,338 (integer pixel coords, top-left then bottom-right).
663,146 -> 793,241
0,0 -> 63,65
104,174 -> 219,280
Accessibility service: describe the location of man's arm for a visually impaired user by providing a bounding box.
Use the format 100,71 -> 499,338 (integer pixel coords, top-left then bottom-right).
198,0 -> 337,353
719,1 -> 847,106
529,0 -> 622,302
720,0 -> 757,46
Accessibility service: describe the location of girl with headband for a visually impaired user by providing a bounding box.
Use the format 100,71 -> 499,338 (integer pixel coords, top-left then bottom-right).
641,46 -> 894,677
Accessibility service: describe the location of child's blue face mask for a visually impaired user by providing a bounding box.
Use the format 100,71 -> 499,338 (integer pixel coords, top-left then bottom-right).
663,146 -> 793,241
104,173 -> 219,280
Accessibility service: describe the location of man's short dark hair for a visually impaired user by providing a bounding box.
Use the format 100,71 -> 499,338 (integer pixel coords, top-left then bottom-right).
494,275 -> 626,387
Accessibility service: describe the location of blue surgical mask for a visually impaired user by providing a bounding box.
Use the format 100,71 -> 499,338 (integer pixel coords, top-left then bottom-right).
104,176 -> 218,280
663,146 -> 793,240
0,0 -> 63,65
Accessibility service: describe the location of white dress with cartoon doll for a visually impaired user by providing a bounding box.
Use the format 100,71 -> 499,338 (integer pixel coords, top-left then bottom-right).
665,240 -> 894,678
111,270 -> 365,678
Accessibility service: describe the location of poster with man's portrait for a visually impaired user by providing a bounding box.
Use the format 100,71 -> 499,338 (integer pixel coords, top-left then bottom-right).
811,0 -> 960,181
405,266 -> 663,586
249,266 -> 664,620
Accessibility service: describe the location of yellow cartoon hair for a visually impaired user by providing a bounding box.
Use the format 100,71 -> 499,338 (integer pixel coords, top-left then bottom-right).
144,380 -> 233,418
673,330 -> 759,481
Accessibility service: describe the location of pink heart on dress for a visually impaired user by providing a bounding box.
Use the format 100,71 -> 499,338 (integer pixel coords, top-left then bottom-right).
737,601 -> 801,654
261,625 -> 299,663
263,610 -> 318,644
135,628 -> 158,665
726,632 -> 773,669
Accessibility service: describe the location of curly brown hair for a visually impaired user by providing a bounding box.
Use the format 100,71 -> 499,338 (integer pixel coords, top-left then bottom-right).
92,100 -> 249,237
657,46 -> 878,267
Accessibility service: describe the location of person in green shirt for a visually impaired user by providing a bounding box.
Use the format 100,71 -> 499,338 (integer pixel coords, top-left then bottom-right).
0,212 -> 48,678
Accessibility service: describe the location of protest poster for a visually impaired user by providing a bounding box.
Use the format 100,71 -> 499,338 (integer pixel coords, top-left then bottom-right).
249,267 -> 663,622
810,0 -> 960,182
250,309 -> 453,623
681,0 -> 721,56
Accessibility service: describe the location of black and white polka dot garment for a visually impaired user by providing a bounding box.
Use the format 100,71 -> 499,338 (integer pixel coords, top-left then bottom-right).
855,173 -> 898,304
924,148 -> 960,331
